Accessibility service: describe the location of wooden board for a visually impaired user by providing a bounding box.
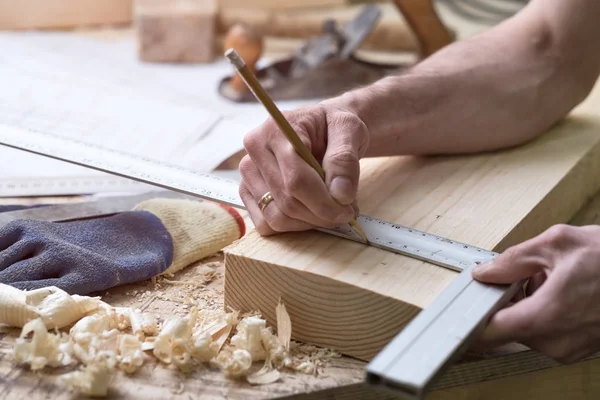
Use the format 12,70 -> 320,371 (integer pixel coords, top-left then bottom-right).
134,0 -> 218,63
223,85 -> 600,361
0,0 -> 133,30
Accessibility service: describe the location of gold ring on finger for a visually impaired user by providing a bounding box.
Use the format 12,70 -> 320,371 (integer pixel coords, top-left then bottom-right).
258,191 -> 274,212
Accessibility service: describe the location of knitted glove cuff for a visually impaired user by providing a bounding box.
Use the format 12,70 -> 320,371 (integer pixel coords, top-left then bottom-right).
133,198 -> 245,275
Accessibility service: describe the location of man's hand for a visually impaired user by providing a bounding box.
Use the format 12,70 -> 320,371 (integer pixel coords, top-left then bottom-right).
472,224 -> 600,363
239,104 -> 370,236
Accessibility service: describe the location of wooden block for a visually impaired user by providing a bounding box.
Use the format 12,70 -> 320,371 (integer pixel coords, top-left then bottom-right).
0,0 -> 133,30
223,88 -> 600,361
134,0 -> 217,63
218,0 -> 347,10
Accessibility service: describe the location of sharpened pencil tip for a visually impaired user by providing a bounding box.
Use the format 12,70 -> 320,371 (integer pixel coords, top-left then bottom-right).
349,219 -> 369,244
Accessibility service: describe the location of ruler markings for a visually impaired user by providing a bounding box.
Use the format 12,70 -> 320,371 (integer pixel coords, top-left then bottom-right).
0,123 -> 496,271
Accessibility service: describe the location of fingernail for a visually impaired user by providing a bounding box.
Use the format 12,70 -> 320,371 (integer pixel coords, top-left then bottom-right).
330,177 -> 354,205
473,262 -> 491,274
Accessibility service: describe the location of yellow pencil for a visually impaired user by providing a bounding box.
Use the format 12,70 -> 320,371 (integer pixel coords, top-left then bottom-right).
224,48 -> 368,244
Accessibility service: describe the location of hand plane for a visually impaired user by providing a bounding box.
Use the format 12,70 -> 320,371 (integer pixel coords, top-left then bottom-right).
218,0 -> 454,103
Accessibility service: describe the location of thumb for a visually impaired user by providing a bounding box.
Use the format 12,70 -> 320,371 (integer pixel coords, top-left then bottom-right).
322,134 -> 362,206
472,242 -> 547,284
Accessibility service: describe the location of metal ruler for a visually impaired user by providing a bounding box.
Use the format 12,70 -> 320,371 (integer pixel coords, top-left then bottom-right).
0,191 -> 195,224
0,176 -> 151,197
0,123 -> 520,399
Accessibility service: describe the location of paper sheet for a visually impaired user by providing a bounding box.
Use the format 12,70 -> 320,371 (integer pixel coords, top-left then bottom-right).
0,31 -> 317,197
0,31 -> 317,127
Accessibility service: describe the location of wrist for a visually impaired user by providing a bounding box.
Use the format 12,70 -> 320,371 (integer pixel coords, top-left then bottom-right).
321,74 -> 417,157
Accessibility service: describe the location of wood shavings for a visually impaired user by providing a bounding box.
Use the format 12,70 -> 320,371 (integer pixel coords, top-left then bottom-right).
294,360 -> 316,375
276,300 -> 291,351
214,347 -> 252,378
246,367 -> 281,385
230,316 -> 266,361
158,264 -> 220,290
13,318 -> 72,370
2,271 -> 341,397
159,279 -> 206,287
130,310 -> 158,339
117,334 -> 145,374
0,283 -> 105,329
57,363 -> 113,397
152,306 -> 198,369
261,327 -> 292,370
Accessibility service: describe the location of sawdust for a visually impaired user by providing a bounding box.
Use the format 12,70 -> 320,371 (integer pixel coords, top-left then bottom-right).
1,259 -> 338,397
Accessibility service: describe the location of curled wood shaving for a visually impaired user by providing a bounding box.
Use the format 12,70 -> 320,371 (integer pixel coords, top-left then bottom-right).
152,306 -> 198,369
13,318 -> 72,370
117,334 -> 145,374
214,347 -> 252,378
130,310 -> 158,339
230,316 -> 266,361
276,300 -> 291,351
246,367 -> 281,385
0,284 -> 104,329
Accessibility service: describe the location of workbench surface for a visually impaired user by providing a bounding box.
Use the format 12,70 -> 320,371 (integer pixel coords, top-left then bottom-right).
1,192 -> 600,400
2,3 -> 600,399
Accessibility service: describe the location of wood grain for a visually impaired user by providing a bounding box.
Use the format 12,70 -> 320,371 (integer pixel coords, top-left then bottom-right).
134,0 -> 218,63
223,85 -> 600,361
0,0 -> 132,30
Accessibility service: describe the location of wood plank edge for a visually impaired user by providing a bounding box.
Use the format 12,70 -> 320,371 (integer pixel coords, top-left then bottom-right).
495,115 -> 600,252
223,251 -> 421,361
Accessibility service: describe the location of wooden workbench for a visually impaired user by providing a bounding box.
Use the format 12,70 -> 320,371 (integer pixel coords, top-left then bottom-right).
1,189 -> 600,400
2,2 -> 600,399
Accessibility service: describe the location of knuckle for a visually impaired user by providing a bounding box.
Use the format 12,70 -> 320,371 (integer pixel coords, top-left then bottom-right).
238,181 -> 251,199
242,130 -> 260,152
329,148 -> 359,169
263,212 -> 286,232
277,193 -> 300,217
282,166 -> 309,194
255,222 -> 274,236
498,245 -> 523,264
238,156 -> 254,178
327,110 -> 370,148
541,224 -> 576,245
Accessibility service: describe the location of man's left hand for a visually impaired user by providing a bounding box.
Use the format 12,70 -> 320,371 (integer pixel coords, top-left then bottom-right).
472,224 -> 600,363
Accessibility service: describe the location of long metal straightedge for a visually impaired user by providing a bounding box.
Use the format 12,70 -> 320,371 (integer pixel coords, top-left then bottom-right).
0,123 -> 519,399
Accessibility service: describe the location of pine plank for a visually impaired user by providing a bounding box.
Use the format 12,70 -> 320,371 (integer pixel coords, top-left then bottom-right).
223,85 -> 600,361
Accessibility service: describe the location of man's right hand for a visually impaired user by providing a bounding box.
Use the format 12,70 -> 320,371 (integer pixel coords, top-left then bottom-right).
239,103 -> 370,236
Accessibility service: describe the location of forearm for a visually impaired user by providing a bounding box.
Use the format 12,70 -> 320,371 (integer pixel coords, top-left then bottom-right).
326,0 -> 600,157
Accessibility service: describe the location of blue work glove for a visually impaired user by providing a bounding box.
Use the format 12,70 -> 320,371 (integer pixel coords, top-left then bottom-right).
0,198 -> 245,295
